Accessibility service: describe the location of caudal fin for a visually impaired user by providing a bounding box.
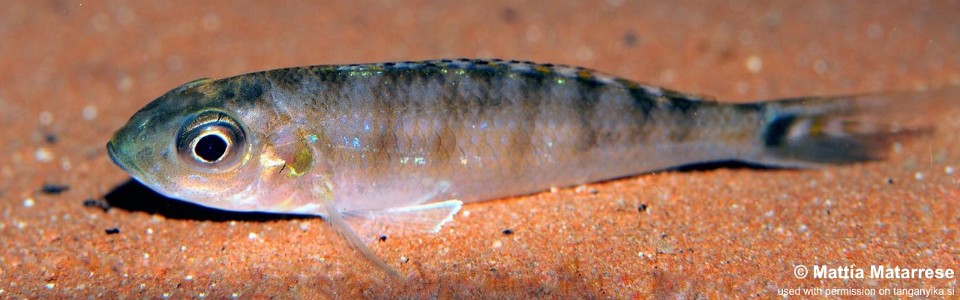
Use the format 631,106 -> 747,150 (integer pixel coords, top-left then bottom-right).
750,87 -> 955,168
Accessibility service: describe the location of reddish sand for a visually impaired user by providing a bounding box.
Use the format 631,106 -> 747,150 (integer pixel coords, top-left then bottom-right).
1,1 -> 958,298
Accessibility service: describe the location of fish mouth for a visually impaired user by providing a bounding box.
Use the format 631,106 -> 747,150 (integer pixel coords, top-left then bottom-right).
106,139 -> 140,175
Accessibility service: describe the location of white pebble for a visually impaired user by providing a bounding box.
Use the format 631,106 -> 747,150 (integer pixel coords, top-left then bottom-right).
492,240 -> 503,249
82,105 -> 98,120
23,198 -> 35,208
399,256 -> 409,264
915,172 -> 925,180
180,245 -> 187,251
946,166 -> 954,175
45,283 -> 55,290
184,275 -> 194,281
146,228 -> 154,235
35,147 -> 54,162
117,74 -> 134,91
39,111 -> 53,125
745,55 -> 763,73
248,232 -> 258,240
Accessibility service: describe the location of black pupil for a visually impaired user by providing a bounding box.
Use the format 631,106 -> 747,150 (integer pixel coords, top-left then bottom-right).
194,134 -> 228,162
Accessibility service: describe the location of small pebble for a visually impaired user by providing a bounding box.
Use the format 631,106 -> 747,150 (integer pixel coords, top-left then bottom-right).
82,105 -> 98,120
82,198 -> 111,212
399,256 -> 409,264
35,147 -> 54,162
915,172 -> 924,180
745,55 -> 763,73
23,198 -> 35,208
184,275 -> 194,281
39,111 -> 53,125
492,240 -> 503,248
248,232 -> 258,240
946,166 -> 954,175
45,283 -> 55,290
41,183 -> 69,195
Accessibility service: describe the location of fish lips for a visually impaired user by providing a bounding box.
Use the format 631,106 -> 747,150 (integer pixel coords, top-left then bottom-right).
107,139 -> 143,176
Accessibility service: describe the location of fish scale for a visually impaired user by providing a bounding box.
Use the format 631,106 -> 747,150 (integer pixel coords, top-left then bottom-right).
262,60 -> 737,207
108,59 -> 929,277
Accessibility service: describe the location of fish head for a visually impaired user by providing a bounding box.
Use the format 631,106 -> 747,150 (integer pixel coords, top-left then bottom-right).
108,78 -> 268,210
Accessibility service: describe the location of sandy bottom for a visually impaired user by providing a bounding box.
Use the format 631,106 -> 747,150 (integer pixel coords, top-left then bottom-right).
1,1 -> 958,298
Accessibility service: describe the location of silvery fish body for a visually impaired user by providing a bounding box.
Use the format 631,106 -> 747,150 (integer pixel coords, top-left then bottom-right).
107,59 -> 915,276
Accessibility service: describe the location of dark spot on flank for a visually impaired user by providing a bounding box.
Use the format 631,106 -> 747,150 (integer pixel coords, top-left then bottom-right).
221,90 -> 236,100
734,102 -> 764,112
626,87 -> 656,118
379,235 -> 387,242
762,114 -> 797,147
543,63 -> 554,67
623,31 -> 639,48
509,60 -> 520,64
668,98 -> 698,114
575,76 -> 604,89
41,183 -> 69,195
638,203 -> 648,212
886,178 -> 894,184
105,228 -> 120,235
44,133 -> 57,144
440,59 -> 453,63
238,82 -> 263,102
383,62 -> 396,67
502,229 -> 514,235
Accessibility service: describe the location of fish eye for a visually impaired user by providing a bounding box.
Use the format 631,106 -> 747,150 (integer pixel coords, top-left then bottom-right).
192,131 -> 229,163
177,111 -> 246,170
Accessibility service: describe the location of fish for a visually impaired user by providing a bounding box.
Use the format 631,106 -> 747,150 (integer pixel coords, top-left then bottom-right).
107,58 -> 936,277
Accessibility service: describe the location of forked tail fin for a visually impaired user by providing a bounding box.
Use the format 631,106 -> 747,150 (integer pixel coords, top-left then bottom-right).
749,87 -> 957,168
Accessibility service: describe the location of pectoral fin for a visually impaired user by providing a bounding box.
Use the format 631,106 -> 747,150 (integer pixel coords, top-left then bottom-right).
321,200 -> 404,279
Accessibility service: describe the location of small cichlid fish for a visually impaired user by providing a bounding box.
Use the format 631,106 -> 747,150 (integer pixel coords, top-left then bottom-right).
108,59 -> 931,277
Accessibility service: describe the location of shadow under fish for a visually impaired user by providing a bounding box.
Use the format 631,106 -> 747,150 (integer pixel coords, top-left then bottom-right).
104,179 -> 313,222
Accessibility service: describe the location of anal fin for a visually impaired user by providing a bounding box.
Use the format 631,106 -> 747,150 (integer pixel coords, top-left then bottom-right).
344,199 -> 464,241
